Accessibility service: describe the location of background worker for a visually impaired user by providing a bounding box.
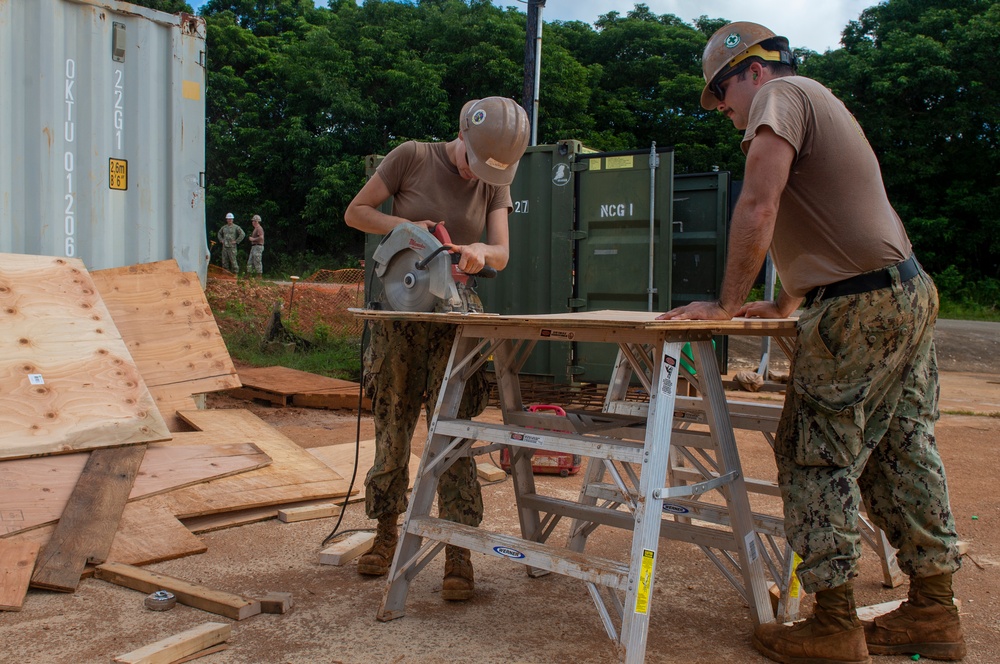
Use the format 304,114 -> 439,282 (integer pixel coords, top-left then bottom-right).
217,212 -> 245,274
247,215 -> 265,276
344,97 -> 529,601
659,22 -> 964,663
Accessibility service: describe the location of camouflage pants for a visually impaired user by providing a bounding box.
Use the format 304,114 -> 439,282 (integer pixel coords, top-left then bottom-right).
362,319 -> 489,526
247,245 -> 264,275
220,246 -> 239,272
775,265 -> 961,593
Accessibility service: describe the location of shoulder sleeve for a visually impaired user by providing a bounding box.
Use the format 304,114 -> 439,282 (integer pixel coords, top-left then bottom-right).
741,80 -> 809,158
375,141 -> 419,195
488,184 -> 513,214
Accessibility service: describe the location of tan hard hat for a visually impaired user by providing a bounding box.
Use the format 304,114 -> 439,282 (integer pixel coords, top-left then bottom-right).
700,22 -> 788,110
459,97 -> 530,186
252,215 -> 261,222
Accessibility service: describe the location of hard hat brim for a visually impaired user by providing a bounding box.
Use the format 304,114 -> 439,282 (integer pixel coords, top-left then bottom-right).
466,147 -> 519,186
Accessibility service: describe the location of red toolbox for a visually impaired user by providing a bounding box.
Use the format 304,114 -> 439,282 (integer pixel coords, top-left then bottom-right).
499,405 -> 583,477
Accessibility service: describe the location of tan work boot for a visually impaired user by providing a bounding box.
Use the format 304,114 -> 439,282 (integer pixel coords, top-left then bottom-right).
752,583 -> 870,664
441,545 -> 474,601
357,514 -> 399,576
863,573 -> 966,660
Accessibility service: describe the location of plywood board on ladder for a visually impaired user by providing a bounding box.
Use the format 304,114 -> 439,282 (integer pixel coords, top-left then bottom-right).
91,261 -> 241,431
0,253 -> 171,460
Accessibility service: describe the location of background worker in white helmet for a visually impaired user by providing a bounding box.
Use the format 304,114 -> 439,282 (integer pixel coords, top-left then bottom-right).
659,22 -> 964,664
217,212 -> 245,274
345,97 -> 530,601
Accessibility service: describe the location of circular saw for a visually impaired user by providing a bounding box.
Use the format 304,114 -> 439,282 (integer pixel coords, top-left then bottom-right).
372,223 -> 495,313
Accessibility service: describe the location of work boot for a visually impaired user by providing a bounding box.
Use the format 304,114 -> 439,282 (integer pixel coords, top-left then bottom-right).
357,514 -> 399,576
752,583 -> 870,664
441,545 -> 474,601
863,573 -> 966,660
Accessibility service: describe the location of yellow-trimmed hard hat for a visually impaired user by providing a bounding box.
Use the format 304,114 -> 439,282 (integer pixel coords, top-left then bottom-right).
700,22 -> 793,110
459,97 -> 530,186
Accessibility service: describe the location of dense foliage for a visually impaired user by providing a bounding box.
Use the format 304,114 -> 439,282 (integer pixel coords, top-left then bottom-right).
138,0 -> 999,299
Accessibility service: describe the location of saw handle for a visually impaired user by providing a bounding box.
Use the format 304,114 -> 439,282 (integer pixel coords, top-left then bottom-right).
422,223 -> 497,278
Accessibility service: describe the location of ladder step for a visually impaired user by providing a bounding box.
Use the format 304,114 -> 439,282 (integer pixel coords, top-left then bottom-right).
407,516 -> 630,591
435,419 -> 645,464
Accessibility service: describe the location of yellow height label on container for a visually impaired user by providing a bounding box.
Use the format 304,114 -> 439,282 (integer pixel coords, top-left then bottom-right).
634,549 -> 655,614
109,158 -> 128,190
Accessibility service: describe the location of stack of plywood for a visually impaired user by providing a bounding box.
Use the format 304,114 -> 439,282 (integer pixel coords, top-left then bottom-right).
0,255 -> 359,612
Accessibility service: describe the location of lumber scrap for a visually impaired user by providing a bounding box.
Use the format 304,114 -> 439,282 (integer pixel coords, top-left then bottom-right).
112,621 -> 231,664
277,503 -> 341,523
30,445 -> 147,592
319,532 -> 373,566
0,253 -> 171,460
477,462 -> 507,482
0,442 -> 271,537
160,409 -> 355,519
0,540 -> 39,611
259,591 -> 294,614
90,261 -> 241,432
95,562 -> 261,620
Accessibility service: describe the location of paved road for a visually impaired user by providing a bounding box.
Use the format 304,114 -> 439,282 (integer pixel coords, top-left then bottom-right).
935,318 -> 1000,374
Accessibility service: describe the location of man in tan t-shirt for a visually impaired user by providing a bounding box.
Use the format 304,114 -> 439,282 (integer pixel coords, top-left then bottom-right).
659,22 -> 964,664
344,97 -> 529,602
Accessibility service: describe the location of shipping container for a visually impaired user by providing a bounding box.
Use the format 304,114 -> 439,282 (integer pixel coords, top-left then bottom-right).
0,0 -> 208,282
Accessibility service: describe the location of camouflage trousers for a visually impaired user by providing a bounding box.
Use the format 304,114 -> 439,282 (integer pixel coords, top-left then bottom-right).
247,245 -> 264,275
775,265 -> 961,593
362,319 -> 489,526
220,246 -> 239,272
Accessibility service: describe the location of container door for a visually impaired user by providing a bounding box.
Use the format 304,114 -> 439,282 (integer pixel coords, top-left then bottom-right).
571,148 -> 675,382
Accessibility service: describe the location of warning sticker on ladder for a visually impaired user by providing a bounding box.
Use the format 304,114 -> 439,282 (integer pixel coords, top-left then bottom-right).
744,531 -> 760,564
634,549 -> 655,614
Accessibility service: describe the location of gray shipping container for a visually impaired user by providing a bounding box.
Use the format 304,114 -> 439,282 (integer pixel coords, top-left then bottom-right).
0,0 -> 208,282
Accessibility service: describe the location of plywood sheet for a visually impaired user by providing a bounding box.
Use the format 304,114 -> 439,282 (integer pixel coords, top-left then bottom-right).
160,409 -> 356,518
0,442 -> 271,536
349,307 -> 797,336
303,438 -> 419,503
90,262 -> 241,430
8,496 -> 207,568
0,253 -> 170,460
230,366 -> 369,411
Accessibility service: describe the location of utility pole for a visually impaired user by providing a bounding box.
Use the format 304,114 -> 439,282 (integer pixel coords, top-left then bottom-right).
521,0 -> 545,146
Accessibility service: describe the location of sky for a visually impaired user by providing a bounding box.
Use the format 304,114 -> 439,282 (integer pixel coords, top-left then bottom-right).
189,0 -> 878,53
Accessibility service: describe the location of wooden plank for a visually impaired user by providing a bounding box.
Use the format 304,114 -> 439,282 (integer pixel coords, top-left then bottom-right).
319,532 -> 373,566
161,410 -> 355,519
95,562 -> 261,621
31,445 -> 147,592
226,386 -> 288,406
305,439 -> 421,503
0,442 -> 271,537
278,503 -> 342,523
171,644 -> 228,663
112,621 -> 230,664
0,254 -> 171,460
477,462 -> 507,482
0,540 -> 39,611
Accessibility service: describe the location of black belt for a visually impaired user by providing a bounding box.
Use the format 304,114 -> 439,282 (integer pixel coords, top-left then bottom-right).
803,255 -> 919,307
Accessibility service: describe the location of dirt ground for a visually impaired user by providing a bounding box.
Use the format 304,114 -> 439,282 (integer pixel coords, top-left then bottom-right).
3,295 -> 998,663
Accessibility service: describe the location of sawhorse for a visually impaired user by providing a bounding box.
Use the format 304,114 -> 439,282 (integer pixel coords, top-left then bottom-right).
357,310 -> 793,662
